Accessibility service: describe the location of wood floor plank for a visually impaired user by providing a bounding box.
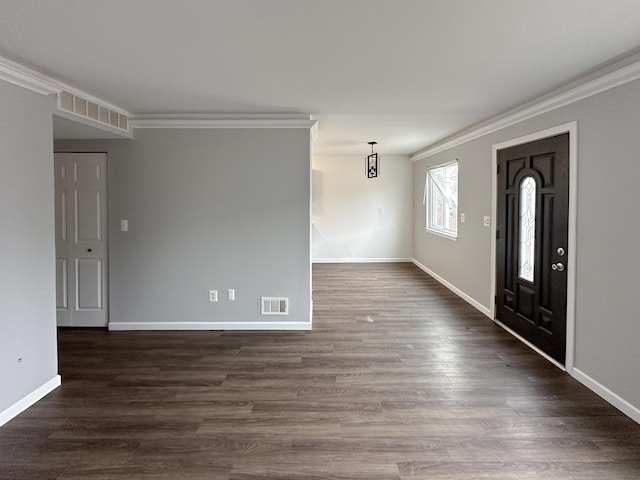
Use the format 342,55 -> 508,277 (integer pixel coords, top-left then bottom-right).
0,263 -> 639,479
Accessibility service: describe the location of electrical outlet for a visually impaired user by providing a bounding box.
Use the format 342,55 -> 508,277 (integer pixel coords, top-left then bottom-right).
209,290 -> 218,302
228,289 -> 235,301
460,213 -> 465,223
483,216 -> 491,227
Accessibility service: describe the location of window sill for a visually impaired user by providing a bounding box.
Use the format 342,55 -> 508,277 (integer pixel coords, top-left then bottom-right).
425,228 -> 458,241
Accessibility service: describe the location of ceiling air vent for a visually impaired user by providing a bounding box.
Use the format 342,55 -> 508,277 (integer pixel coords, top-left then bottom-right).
261,297 -> 289,315
57,90 -> 129,133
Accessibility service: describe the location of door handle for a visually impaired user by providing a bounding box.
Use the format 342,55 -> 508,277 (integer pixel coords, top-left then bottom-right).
551,262 -> 565,272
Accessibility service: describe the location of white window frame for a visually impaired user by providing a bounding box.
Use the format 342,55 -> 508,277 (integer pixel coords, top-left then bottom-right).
424,160 -> 458,239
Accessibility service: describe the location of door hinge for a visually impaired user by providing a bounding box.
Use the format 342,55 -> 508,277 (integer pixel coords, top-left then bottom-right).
496,229 -> 499,240
497,164 -> 500,174
494,295 -> 497,304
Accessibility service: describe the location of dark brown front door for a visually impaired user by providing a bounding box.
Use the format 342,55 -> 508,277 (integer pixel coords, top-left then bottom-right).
496,133 -> 569,364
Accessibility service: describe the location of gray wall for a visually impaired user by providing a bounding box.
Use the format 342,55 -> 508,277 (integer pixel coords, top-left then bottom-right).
56,128 -> 311,327
312,154 -> 413,261
413,145 -> 493,305
413,78 -> 640,409
0,82 -> 59,413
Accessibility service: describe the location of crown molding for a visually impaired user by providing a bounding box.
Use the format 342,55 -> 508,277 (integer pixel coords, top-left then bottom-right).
0,56 -> 316,133
53,109 -> 134,139
410,59 -> 640,162
0,55 -> 61,95
129,114 -> 317,130
0,54 -> 131,117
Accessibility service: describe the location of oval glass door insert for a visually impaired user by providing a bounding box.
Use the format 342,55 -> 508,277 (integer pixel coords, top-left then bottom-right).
519,176 -> 536,282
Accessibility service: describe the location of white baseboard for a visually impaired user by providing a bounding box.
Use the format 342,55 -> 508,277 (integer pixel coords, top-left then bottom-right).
108,321 -> 312,331
410,259 -> 640,425
411,259 -> 492,317
0,375 -> 61,428
572,368 -> 640,424
57,320 -> 108,328
313,258 -> 413,264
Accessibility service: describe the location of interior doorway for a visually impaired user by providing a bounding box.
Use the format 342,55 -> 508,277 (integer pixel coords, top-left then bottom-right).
54,152 -> 108,327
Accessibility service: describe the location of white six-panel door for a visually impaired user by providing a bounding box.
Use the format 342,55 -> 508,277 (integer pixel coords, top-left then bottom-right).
54,153 -> 108,327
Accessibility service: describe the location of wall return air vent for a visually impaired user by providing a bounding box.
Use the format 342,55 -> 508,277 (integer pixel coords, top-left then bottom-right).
261,297 -> 289,315
58,91 -> 129,132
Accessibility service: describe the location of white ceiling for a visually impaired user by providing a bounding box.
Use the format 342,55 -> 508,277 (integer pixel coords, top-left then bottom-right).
2,0 -> 640,155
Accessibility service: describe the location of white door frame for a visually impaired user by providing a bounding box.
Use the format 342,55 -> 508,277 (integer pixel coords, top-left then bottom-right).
490,121 -> 578,374
54,151 -> 109,327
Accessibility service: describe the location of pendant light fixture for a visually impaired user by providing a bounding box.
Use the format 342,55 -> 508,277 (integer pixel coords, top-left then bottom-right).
366,141 -> 379,178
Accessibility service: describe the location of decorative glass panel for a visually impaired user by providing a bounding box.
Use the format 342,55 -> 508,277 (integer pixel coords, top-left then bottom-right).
519,176 -> 536,282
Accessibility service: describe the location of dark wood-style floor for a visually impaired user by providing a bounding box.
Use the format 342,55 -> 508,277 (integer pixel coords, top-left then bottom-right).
1,263 -> 639,479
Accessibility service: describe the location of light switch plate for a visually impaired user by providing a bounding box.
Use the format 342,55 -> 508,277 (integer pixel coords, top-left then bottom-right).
120,219 -> 128,232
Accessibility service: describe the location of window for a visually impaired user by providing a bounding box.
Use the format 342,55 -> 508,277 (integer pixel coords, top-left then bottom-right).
425,161 -> 458,238
518,176 -> 536,282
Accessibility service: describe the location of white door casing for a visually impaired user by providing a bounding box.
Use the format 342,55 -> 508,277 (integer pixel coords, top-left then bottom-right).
55,152 -> 108,327
490,122 -> 578,373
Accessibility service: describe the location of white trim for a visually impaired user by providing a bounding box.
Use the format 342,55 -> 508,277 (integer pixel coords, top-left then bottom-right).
310,120 -> 319,141
108,321 -> 311,331
410,60 -> 640,162
65,319 -> 108,328
0,55 -> 129,115
493,319 -> 566,371
572,368 -> 640,425
424,228 -> 458,241
491,122 -> 577,153
411,255 -> 640,425
412,259 -> 492,317
0,376 -> 61,428
423,158 -> 459,170
53,110 -> 133,139
0,55 -> 317,131
424,160 -> 459,239
309,131 -> 314,329
56,88 -> 130,117
312,258 -> 413,264
490,122 -> 577,372
0,56 -> 61,95
129,114 -> 317,130
565,128 -> 578,374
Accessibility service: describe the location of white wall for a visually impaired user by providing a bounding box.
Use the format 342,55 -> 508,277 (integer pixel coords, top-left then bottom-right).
56,128 -> 312,329
0,81 -> 60,424
312,154 -> 412,261
413,78 -> 640,417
